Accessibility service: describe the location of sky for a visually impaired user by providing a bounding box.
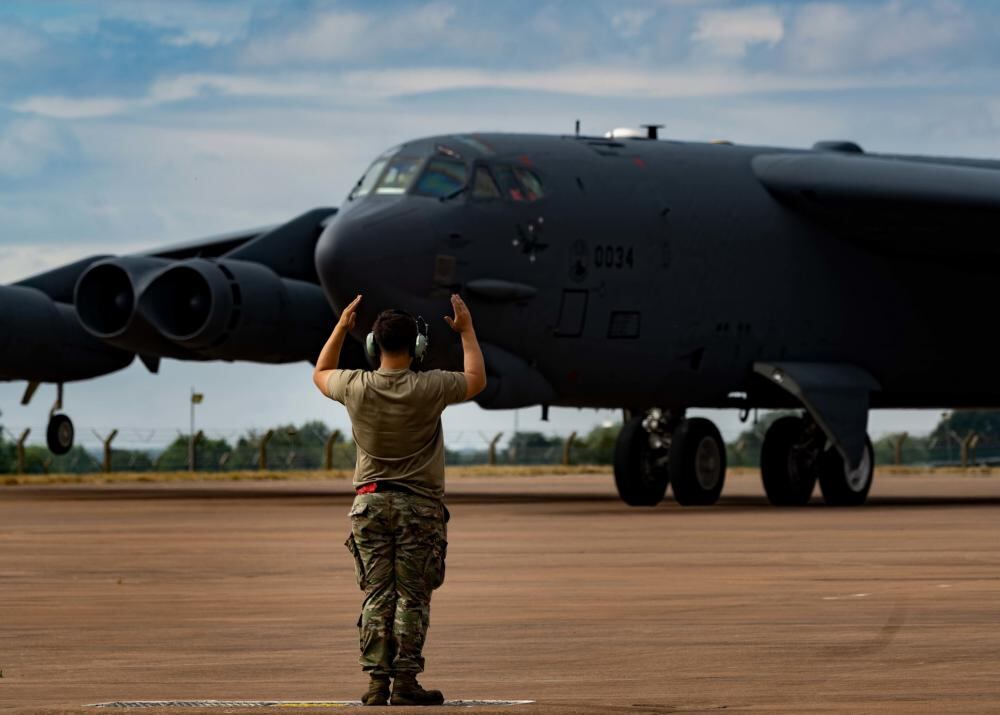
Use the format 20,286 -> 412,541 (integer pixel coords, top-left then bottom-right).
1,0 -> 998,451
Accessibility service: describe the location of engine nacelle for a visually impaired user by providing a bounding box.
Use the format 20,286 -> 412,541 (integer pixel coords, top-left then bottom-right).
474,344 -> 555,409
0,284 -> 132,381
139,258 -> 336,363
73,256 -> 197,359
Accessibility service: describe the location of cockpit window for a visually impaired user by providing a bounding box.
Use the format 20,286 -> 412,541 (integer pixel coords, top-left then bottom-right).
491,165 -> 523,201
348,158 -> 388,200
513,167 -> 544,201
471,166 -> 501,198
413,157 -> 467,198
374,155 -> 423,194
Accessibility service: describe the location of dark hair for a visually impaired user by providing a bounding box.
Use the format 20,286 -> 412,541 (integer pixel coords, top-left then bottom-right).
372,309 -> 418,356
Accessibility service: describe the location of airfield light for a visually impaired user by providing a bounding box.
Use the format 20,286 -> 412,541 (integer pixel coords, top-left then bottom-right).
189,387 -> 204,472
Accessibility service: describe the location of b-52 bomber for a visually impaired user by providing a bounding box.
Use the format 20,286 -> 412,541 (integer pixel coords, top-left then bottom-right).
5,126 -> 1000,507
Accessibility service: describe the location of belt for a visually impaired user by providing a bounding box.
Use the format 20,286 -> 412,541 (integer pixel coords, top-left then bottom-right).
356,481 -> 414,496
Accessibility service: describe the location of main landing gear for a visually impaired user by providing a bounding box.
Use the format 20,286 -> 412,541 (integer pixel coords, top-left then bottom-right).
614,409 -> 727,507
760,414 -> 873,507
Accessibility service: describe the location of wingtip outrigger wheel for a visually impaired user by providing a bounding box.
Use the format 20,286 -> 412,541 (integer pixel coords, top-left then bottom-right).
46,383 -> 74,455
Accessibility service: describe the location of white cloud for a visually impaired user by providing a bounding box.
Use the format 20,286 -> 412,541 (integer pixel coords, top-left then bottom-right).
11,96 -> 135,120
0,241 -> 140,284
240,3 -> 458,66
163,29 -> 226,47
785,1 -> 969,72
693,5 -> 784,58
15,62 -> 953,123
0,22 -> 45,63
611,8 -> 656,37
0,119 -> 75,178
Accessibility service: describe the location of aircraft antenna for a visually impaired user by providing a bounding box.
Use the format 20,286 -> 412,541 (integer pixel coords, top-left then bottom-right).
641,124 -> 664,140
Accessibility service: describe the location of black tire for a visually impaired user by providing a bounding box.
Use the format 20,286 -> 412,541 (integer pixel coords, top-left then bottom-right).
760,416 -> 818,506
669,418 -> 726,506
613,416 -> 669,506
818,436 -> 874,506
47,413 -> 74,455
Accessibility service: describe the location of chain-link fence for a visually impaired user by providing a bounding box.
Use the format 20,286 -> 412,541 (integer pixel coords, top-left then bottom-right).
6,410 -> 1000,476
0,422 -> 614,475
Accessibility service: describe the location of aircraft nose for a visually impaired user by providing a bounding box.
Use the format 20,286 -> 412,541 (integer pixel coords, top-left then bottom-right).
315,204 -> 436,328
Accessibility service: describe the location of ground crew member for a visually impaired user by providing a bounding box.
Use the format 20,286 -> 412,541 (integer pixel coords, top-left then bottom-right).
312,293 -> 486,706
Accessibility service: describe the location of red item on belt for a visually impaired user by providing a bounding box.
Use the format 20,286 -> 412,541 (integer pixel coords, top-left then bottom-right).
356,483 -> 378,495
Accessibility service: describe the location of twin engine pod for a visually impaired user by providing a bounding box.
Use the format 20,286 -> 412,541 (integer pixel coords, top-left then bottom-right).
0,284 -> 132,382
74,257 -> 335,363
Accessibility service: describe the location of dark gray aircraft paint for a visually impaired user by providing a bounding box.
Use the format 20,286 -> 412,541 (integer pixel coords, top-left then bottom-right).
6,130 -> 999,507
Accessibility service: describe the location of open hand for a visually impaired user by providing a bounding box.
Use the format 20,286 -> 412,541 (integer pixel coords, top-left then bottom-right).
444,293 -> 473,333
336,294 -> 362,331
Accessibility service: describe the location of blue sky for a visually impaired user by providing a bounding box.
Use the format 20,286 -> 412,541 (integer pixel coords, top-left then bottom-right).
1,0 -> 998,451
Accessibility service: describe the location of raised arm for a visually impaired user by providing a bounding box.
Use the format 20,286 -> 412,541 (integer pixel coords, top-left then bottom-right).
312,294 -> 362,395
444,294 -> 486,400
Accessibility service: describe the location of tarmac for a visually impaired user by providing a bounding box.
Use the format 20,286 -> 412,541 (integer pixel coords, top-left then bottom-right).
0,470 -> 998,714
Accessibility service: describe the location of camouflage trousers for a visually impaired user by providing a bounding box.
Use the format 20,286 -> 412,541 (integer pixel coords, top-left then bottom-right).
345,490 -> 448,676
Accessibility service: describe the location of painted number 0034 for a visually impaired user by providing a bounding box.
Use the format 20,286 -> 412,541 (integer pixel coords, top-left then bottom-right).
594,245 -> 634,269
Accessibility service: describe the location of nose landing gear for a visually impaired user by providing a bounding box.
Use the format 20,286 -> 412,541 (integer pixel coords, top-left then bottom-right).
613,409 -> 727,507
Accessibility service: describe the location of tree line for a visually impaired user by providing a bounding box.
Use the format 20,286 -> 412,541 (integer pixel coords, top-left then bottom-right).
3,410 -> 1000,474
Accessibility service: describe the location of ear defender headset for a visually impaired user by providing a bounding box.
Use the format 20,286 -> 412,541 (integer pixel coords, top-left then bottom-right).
365,311 -> 429,363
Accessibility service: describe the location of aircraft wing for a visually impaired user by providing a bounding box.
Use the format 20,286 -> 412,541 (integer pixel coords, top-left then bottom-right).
1,206 -> 368,386
752,152 -> 1000,250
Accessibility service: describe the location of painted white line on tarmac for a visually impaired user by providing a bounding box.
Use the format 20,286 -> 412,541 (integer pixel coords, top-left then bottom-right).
87,699 -> 536,708
821,593 -> 871,600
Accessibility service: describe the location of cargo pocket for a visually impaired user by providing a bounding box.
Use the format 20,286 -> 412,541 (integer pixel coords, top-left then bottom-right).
345,533 -> 366,591
430,538 -> 447,590
344,534 -> 365,591
345,501 -> 369,592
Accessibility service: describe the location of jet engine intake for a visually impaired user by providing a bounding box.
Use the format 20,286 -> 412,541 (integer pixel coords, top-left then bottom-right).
74,256 -> 196,359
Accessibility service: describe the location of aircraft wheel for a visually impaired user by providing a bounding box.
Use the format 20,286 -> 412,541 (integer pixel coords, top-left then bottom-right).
613,415 -> 670,506
760,416 -> 819,506
47,413 -> 74,455
669,418 -> 726,506
818,436 -> 874,506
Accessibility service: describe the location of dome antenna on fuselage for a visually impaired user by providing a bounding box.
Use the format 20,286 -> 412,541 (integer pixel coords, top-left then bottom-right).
603,124 -> 664,140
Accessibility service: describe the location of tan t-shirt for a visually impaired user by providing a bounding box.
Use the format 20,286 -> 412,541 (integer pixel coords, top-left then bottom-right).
326,367 -> 467,500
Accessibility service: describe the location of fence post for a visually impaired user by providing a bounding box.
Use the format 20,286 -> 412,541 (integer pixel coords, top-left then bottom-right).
99,429 -> 118,473
16,428 -> 30,474
487,432 -> 503,465
185,429 -> 204,472
258,429 -> 274,470
968,433 -> 980,466
950,430 -> 978,468
562,431 -> 577,466
324,430 -> 342,470
892,432 -> 908,465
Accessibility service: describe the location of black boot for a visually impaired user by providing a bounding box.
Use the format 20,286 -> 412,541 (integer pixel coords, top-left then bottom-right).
390,672 -> 445,706
361,673 -> 391,706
